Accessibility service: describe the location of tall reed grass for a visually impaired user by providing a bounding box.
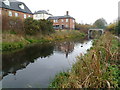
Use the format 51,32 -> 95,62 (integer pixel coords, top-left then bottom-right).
2,30 -> 85,51
49,32 -> 120,88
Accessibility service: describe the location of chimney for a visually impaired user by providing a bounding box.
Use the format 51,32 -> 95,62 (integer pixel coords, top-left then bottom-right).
66,11 -> 69,16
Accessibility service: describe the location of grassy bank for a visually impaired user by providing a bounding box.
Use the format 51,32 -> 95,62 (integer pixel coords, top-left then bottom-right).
49,32 -> 120,88
2,30 -> 86,51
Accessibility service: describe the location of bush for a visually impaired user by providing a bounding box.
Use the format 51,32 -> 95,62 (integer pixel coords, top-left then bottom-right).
24,18 -> 54,35
106,23 -> 116,34
107,21 -> 120,36
75,23 -> 91,34
24,18 -> 40,35
2,14 -> 54,35
2,14 -> 24,34
115,21 -> 120,36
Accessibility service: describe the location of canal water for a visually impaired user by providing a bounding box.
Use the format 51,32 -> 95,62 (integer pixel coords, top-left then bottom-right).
1,38 -> 93,88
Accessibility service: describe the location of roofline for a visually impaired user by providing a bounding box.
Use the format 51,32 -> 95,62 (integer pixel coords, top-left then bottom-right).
48,17 -> 75,20
34,13 -> 51,15
1,7 -> 33,15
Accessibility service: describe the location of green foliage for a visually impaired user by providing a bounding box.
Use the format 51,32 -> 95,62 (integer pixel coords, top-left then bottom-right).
106,23 -> 116,34
49,32 -> 120,88
24,18 -> 40,35
107,20 -> 120,36
104,65 -> 120,88
2,30 -> 86,51
93,18 -> 107,29
2,42 -> 25,51
24,18 -> 54,35
115,21 -> 120,35
75,22 -> 91,33
49,72 -> 70,88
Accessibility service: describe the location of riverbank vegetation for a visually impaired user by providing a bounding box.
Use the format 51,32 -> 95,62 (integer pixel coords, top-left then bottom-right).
2,16 -> 87,51
2,30 -> 86,51
106,20 -> 120,36
49,32 -> 120,88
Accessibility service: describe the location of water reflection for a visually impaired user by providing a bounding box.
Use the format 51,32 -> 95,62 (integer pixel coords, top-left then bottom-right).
55,42 -> 74,58
2,38 -> 93,88
2,43 -> 54,78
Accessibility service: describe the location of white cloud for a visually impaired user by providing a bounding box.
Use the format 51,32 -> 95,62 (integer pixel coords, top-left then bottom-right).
19,0 -> 119,24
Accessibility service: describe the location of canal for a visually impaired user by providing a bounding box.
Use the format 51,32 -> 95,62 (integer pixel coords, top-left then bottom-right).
1,38 -> 93,88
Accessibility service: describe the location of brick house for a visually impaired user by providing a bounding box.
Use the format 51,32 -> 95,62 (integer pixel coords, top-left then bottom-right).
0,0 -> 33,19
47,11 -> 75,30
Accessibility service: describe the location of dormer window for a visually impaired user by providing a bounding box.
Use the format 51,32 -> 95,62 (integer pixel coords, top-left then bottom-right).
3,0 -> 10,6
19,4 -> 24,10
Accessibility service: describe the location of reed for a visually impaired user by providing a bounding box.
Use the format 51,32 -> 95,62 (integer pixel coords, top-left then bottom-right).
49,32 -> 120,88
2,30 -> 85,51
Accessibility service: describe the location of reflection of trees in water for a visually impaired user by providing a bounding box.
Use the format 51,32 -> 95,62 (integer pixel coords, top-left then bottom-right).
2,38 -> 90,78
2,43 -> 54,78
54,38 -> 91,58
55,42 -> 74,58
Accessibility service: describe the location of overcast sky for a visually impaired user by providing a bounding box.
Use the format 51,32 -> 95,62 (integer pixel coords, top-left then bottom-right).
19,0 -> 119,24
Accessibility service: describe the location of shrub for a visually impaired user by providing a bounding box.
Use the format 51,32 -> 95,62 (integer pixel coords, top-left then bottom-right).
24,18 -> 40,35
115,21 -> 120,36
2,14 -> 24,34
24,18 -> 54,35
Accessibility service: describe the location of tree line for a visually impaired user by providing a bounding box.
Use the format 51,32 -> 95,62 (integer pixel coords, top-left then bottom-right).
75,18 -> 120,36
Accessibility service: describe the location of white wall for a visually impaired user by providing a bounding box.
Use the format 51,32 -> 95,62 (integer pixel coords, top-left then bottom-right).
33,13 -> 51,20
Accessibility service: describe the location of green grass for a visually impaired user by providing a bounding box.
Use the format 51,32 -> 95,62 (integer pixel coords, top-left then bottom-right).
49,32 -> 120,88
2,30 -> 86,51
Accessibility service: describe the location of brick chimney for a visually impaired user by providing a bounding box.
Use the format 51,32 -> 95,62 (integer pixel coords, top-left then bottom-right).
66,11 -> 69,16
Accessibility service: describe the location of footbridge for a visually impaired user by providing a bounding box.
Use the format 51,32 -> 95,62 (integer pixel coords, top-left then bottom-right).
88,29 -> 104,39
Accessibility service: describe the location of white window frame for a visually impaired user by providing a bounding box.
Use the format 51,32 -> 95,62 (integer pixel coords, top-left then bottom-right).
73,20 -> 75,23
61,19 -> 64,22
24,14 -> 27,19
0,10 -> 1,15
66,19 -> 68,22
3,0 -> 10,6
54,20 -> 56,23
56,20 -> 58,22
8,11 -> 12,16
19,4 -> 24,10
15,13 -> 18,17
28,15 -> 31,17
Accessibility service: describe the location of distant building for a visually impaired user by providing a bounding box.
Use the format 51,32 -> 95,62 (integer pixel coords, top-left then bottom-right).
33,10 -> 52,20
0,0 -> 33,19
47,11 -> 75,30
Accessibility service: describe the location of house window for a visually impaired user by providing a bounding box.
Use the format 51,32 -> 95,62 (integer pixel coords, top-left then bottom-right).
28,15 -> 31,17
66,19 -> 68,22
54,19 -> 58,23
56,20 -> 58,22
0,10 -> 1,15
73,20 -> 75,23
61,19 -> 64,22
19,4 -> 24,9
8,11 -> 12,16
3,0 -> 10,6
15,13 -> 18,17
24,14 -> 26,18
